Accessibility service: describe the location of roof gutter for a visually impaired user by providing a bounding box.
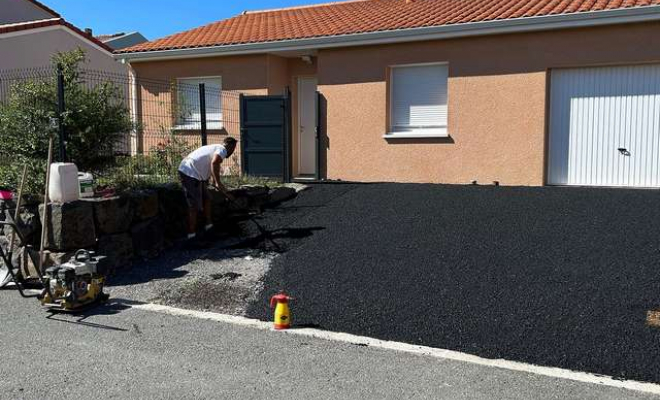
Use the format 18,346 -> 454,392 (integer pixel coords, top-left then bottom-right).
116,6 -> 660,63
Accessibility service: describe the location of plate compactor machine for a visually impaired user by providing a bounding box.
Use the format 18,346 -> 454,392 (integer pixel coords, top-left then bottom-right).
0,221 -> 109,312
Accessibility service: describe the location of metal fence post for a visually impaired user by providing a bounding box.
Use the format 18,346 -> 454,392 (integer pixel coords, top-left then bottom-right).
199,83 -> 207,146
283,88 -> 292,183
239,93 -> 246,176
315,91 -> 322,181
56,65 -> 67,162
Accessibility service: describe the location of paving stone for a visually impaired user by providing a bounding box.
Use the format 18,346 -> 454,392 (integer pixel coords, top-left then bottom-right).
131,216 -> 164,259
230,186 -> 269,211
238,185 -> 269,197
131,190 -> 159,222
155,184 -> 188,242
2,205 -> 41,246
39,201 -> 96,251
282,183 -> 309,193
267,186 -> 297,205
97,233 -> 133,273
85,195 -> 133,235
209,188 -> 239,223
17,247 -> 75,275
226,189 -> 250,210
0,235 -> 22,275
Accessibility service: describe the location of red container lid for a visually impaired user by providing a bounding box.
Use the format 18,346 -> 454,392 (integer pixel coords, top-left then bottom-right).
270,293 -> 292,308
0,190 -> 13,200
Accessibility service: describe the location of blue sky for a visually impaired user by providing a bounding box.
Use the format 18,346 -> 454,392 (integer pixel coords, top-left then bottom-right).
40,0 -> 325,40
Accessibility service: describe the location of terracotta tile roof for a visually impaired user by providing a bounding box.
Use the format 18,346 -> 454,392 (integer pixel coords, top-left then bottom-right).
119,0 -> 660,54
0,18 -> 114,52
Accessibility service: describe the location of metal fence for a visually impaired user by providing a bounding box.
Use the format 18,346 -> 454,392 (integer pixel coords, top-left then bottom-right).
0,66 -> 243,190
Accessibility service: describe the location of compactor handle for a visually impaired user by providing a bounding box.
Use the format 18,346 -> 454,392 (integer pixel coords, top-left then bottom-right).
74,249 -> 92,262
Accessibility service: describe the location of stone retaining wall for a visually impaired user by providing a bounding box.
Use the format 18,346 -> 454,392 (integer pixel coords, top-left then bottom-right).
0,185 -> 297,275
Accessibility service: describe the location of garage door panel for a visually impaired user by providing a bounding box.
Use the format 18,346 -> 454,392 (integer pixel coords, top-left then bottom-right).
549,64 -> 660,187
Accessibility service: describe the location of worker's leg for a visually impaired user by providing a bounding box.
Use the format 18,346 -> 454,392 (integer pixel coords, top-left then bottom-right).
180,172 -> 203,239
203,200 -> 212,230
187,207 -> 197,236
202,183 -> 213,231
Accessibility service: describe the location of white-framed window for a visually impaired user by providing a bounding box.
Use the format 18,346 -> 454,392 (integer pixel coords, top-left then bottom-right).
176,77 -> 223,130
388,63 -> 449,138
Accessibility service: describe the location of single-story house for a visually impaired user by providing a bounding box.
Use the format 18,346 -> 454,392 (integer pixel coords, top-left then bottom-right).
117,0 -> 660,187
0,0 -> 125,74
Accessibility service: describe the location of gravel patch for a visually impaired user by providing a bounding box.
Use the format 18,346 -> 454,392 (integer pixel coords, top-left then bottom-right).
104,184 -> 312,315
108,240 -> 276,315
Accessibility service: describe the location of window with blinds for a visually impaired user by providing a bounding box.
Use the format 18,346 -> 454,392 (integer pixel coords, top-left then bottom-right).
176,77 -> 223,129
389,64 -> 448,137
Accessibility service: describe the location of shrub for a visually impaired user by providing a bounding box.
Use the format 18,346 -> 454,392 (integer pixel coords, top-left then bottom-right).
151,135 -> 195,180
0,159 -> 46,197
0,49 -> 134,194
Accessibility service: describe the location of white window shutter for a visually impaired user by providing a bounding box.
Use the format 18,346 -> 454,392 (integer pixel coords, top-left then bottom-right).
177,77 -> 223,129
391,64 -> 448,133
200,77 -> 223,128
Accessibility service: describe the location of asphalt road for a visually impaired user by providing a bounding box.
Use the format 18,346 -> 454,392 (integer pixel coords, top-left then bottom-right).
245,183 -> 660,383
0,289 -> 656,400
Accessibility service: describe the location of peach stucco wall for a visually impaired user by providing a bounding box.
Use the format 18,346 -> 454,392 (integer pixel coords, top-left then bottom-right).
319,74 -> 546,184
266,55 -> 289,95
130,54 -> 318,173
130,55 -> 270,168
131,54 -> 270,91
130,21 -> 660,184
317,21 -> 660,185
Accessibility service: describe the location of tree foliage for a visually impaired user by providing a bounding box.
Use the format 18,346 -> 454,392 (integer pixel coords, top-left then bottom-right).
0,49 -> 133,194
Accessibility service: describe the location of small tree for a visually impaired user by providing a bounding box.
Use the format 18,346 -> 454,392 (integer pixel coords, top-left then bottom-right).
0,49 -> 134,193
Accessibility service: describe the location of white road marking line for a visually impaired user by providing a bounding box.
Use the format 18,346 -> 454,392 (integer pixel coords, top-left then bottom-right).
133,303 -> 660,396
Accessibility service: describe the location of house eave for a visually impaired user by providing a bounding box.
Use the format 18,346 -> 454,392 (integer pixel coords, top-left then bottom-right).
116,6 -> 660,63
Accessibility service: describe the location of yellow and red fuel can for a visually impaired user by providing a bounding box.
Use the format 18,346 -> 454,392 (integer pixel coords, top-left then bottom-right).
270,293 -> 293,330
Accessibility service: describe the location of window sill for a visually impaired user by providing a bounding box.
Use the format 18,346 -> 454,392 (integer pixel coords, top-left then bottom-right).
384,131 -> 449,139
173,124 -> 224,131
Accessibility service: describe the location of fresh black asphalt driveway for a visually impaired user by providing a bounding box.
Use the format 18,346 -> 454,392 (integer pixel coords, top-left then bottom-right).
245,183 -> 660,384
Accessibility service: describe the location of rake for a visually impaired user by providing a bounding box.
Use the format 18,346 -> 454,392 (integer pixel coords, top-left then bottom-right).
219,190 -> 282,252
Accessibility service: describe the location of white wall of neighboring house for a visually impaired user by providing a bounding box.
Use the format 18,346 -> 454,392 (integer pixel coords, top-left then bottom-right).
0,25 -> 126,73
0,0 -> 56,24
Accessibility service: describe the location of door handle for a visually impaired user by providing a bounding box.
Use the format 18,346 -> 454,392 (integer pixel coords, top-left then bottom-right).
618,148 -> 631,156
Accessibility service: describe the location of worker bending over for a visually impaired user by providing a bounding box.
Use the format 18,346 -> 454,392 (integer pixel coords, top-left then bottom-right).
178,137 -> 237,240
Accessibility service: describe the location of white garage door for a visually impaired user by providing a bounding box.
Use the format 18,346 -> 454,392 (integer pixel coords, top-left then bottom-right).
548,64 -> 660,187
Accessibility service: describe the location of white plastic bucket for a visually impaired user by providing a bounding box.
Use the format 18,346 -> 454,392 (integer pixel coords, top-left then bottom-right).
48,163 -> 80,203
78,172 -> 94,198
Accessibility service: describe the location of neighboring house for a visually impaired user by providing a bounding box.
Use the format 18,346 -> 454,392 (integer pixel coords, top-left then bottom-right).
0,0 -> 125,74
96,31 -> 148,51
117,0 -> 660,188
0,0 -> 57,24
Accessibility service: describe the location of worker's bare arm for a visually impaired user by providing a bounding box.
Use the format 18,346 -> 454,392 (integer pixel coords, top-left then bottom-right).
211,153 -> 223,186
211,153 -> 234,200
